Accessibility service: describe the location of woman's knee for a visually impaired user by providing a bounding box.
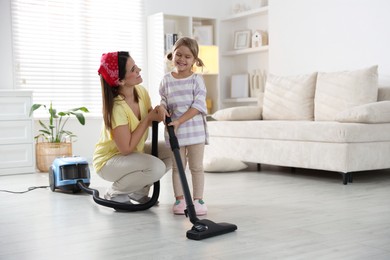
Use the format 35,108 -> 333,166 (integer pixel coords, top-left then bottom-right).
149,157 -> 167,179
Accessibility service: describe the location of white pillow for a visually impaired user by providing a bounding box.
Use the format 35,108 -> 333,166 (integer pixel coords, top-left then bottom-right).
262,72 -> 317,120
335,101 -> 390,123
315,65 -> 378,121
212,106 -> 262,121
203,157 -> 248,172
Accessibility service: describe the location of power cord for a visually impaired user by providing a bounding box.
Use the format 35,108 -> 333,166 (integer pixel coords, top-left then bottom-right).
0,186 -> 49,194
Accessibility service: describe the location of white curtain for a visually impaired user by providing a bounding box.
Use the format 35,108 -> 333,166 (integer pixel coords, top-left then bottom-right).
11,0 -> 146,117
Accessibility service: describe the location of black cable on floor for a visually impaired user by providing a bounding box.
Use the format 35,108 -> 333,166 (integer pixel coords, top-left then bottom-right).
0,186 -> 49,194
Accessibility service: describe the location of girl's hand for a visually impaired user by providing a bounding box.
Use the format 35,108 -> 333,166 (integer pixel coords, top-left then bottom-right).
168,119 -> 181,133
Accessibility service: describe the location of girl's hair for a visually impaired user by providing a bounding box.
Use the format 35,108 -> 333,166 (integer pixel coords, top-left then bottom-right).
166,37 -> 205,68
101,51 -> 139,130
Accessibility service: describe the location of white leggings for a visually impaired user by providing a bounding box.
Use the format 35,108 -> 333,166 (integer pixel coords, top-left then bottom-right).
97,141 -> 171,197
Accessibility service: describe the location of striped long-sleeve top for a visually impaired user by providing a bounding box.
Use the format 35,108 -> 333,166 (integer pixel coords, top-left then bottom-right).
159,72 -> 209,146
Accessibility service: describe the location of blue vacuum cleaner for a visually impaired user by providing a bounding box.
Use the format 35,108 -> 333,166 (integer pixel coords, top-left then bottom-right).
165,117 -> 237,240
49,156 -> 91,193
48,121 -> 160,211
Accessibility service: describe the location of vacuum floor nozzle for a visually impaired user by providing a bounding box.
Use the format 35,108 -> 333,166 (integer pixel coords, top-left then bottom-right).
186,219 -> 238,240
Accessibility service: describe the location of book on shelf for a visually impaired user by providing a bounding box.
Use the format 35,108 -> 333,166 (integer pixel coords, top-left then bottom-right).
165,33 -> 178,53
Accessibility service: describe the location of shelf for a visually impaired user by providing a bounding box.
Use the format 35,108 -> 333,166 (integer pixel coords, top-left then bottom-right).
222,46 -> 268,56
224,97 -> 258,103
218,5 -> 268,112
221,6 -> 268,22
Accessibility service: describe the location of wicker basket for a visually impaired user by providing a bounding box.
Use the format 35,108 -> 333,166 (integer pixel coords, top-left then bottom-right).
36,142 -> 72,172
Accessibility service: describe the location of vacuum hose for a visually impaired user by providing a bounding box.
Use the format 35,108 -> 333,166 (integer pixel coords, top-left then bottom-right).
77,180 -> 159,211
77,121 -> 160,211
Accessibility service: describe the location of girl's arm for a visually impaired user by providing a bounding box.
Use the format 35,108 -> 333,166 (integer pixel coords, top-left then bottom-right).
158,78 -> 170,122
168,107 -> 199,131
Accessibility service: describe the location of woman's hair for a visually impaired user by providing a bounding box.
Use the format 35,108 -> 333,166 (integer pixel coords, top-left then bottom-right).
166,37 -> 205,68
101,51 -> 139,130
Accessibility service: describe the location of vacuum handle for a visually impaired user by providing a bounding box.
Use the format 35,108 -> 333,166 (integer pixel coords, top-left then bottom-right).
165,117 -> 180,150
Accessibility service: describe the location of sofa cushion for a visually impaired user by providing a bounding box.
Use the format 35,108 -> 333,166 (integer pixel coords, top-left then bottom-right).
314,65 -> 378,121
203,157 -> 248,172
335,101 -> 390,123
212,106 -> 262,121
262,72 -> 317,121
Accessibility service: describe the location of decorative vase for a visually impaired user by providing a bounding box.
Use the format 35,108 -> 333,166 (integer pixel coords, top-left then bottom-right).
35,142 -> 72,172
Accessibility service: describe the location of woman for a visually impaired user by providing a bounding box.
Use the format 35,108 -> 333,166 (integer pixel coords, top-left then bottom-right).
93,51 -> 170,204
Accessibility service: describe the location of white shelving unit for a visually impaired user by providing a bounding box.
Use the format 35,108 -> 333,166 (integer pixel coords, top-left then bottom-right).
219,6 -> 269,108
147,13 -> 219,114
0,90 -> 35,175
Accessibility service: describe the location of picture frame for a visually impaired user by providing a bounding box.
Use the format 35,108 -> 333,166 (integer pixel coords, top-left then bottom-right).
231,73 -> 249,98
193,25 -> 213,45
234,30 -> 251,49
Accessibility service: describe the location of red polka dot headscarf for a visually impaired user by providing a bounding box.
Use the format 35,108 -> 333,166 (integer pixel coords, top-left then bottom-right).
98,52 -> 119,87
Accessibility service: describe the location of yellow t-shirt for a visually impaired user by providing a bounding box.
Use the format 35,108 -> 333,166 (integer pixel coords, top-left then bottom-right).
93,85 -> 151,172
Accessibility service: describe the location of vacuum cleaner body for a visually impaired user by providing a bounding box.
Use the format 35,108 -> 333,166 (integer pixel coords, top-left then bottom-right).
49,156 -> 90,193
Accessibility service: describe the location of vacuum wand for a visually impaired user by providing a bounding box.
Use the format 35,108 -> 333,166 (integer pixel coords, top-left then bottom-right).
165,117 -> 237,240
166,117 -> 199,223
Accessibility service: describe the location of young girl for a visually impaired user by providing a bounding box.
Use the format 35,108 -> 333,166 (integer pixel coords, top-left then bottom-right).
158,37 -> 209,215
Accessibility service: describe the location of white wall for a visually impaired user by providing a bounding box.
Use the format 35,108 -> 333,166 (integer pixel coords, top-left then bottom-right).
269,0 -> 390,85
145,0 -> 229,17
0,0 -> 14,89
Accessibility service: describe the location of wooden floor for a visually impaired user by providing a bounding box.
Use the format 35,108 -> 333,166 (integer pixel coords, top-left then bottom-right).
1,164 -> 390,260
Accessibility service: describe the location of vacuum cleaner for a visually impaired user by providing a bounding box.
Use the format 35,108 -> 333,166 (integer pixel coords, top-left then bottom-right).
48,121 -> 160,212
165,117 -> 237,240
48,118 -> 237,240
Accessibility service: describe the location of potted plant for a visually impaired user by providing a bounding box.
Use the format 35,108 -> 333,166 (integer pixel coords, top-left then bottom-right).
29,102 -> 89,172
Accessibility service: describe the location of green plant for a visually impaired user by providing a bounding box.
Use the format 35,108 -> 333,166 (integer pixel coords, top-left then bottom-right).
29,102 -> 89,143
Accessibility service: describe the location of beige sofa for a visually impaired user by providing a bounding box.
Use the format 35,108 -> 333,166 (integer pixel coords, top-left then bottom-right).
204,66 -> 390,184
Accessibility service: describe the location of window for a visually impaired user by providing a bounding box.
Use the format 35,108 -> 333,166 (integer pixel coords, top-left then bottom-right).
11,0 -> 146,117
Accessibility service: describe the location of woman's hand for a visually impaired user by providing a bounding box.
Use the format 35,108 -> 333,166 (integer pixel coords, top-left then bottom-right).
147,106 -> 163,123
114,106 -> 166,155
156,105 -> 170,123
